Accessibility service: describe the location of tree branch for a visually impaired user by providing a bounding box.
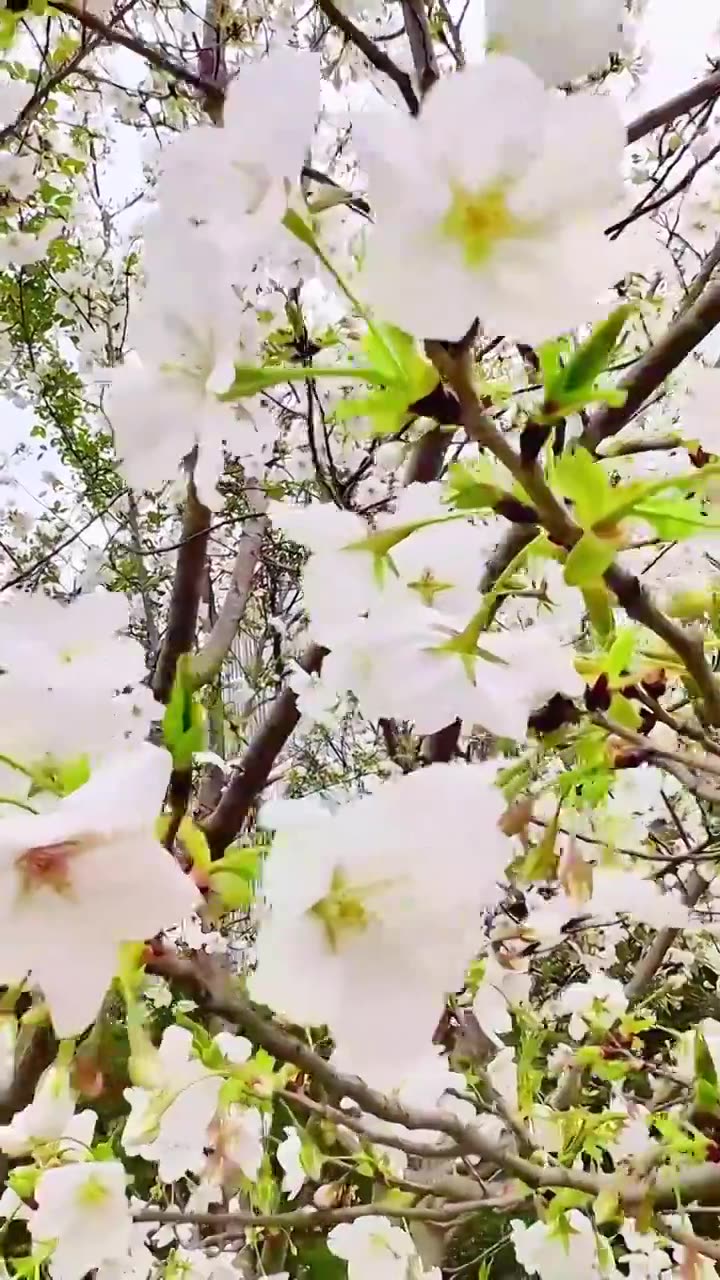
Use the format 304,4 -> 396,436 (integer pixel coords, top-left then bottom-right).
152,486 -> 212,704
316,0 -> 419,114
627,68 -> 720,145
400,0 -> 439,97
50,0 -> 223,101
134,1196 -> 517,1231
429,343 -> 720,725
190,491 -> 267,689
580,276 -> 720,453
202,642 -> 326,856
147,949 -> 720,1212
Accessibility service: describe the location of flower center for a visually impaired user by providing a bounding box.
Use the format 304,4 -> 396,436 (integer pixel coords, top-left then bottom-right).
310,868 -> 370,951
441,183 -> 520,267
76,1173 -> 110,1208
408,569 -> 454,607
16,840 -> 82,895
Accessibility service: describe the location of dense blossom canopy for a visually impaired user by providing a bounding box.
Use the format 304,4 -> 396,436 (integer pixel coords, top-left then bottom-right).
2,2 -> 720,1279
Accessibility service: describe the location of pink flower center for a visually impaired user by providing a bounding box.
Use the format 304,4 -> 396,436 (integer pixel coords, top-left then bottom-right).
17,840 -> 81,894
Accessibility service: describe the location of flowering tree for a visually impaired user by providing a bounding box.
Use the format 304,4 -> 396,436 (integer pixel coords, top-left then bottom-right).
7,1 -> 720,1277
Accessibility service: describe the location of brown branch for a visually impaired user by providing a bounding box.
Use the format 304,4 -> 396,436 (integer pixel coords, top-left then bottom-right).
627,68 -> 720,145
625,869 -> 707,1002
190,493 -> 267,689
0,0 -> 146,145
400,0 -> 439,97
604,566 -> 720,725
279,1088 -> 463,1159
202,396 -> 454,853
152,486 -> 212,704
316,0 -> 419,114
202,642 -> 326,856
134,1196 -> 516,1230
50,0 -> 223,101
0,1024 -> 55,1125
46,0 -> 720,157
429,344 -> 720,725
659,1221 -> 720,1264
147,950 -> 720,1212
580,276 -> 720,453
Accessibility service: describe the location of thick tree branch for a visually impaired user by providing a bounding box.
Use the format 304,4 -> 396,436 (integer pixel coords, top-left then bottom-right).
190,492 -> 267,689
134,1196 -> 516,1230
627,68 -> 720,145
202,642 -> 325,856
152,486 -> 212,704
580,276 -> 720,453
400,0 -> 439,97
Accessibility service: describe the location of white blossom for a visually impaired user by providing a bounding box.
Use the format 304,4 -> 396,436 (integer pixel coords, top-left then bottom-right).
356,55 -> 627,343
0,1061 -> 76,1156
486,0 -> 625,86
328,1216 -> 417,1280
156,48 -> 320,267
250,762 -> 511,1077
277,1126 -> 306,1198
0,746 -> 199,1036
122,1027 -> 221,1183
31,1162 -> 132,1280
207,1103 -> 265,1185
0,590 -> 146,695
557,973 -> 628,1041
511,1210 -> 605,1279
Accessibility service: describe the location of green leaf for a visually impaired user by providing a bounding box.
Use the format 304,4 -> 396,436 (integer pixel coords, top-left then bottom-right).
560,306 -> 632,394
554,448 -> 613,528
207,870 -> 254,910
282,206 -> 317,253
177,817 -> 211,875
582,585 -> 615,641
607,692 -> 642,730
635,495 -> 709,540
162,656 -> 206,769
544,305 -> 631,414
563,530 -> 619,586
606,627 -> 636,681
695,1029 -> 718,1088
594,1187 -> 620,1225
208,843 -> 262,909
516,815 -> 558,882
336,321 -> 439,435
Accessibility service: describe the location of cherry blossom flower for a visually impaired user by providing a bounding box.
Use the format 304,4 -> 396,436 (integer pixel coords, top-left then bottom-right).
277,1126 -> 306,1198
0,589 -> 146,695
511,1209 -> 605,1280
0,1061 -> 76,1156
322,607 -> 582,738
0,746 -> 199,1036
207,1103 -> 265,1185
108,231 -> 257,509
486,0 -> 625,86
473,954 -> 531,1044
356,55 -> 627,343
250,762 -> 511,1077
327,1216 -> 417,1280
31,1162 -> 133,1280
557,973 -> 628,1041
156,48 -> 320,268
122,1027 -> 221,1183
